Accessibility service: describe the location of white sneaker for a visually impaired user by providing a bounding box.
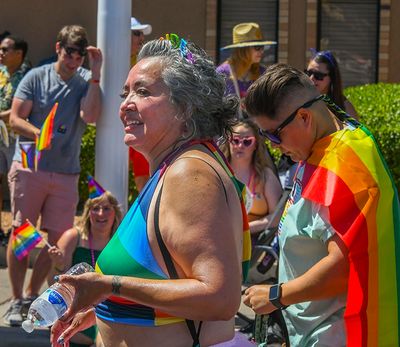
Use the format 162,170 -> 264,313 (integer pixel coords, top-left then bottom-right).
3,299 -> 23,326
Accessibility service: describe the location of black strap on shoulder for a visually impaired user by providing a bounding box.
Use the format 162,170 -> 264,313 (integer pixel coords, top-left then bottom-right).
154,183 -> 202,347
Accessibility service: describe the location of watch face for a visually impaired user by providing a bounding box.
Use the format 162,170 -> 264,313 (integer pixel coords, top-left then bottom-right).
269,284 -> 280,301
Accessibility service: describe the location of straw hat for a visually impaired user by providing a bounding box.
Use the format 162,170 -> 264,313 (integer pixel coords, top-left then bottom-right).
221,22 -> 276,50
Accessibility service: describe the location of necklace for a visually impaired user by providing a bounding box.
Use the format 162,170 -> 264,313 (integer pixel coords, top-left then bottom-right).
88,231 -> 96,268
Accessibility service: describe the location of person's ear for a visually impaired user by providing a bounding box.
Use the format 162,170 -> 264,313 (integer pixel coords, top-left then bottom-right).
55,42 -> 61,55
297,108 -> 313,129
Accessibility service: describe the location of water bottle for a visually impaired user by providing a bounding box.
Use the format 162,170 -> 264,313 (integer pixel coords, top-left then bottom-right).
22,262 -> 94,333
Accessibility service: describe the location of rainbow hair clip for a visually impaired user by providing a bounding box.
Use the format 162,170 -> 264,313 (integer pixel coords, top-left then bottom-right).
161,33 -> 195,64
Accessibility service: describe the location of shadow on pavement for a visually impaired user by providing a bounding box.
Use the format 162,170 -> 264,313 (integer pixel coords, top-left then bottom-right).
0,326 -> 50,346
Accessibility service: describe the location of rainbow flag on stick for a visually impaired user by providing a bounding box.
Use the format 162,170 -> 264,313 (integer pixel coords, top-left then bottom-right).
35,102 -> 58,170
11,221 -> 47,261
301,125 -> 400,346
20,142 -> 35,169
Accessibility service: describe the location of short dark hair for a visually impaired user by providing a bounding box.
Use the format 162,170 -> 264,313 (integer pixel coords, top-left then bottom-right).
6,35 -> 28,59
56,25 -> 88,49
244,63 -> 316,119
0,30 -> 11,42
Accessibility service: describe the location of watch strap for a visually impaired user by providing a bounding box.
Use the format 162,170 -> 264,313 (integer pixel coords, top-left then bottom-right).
269,283 -> 288,309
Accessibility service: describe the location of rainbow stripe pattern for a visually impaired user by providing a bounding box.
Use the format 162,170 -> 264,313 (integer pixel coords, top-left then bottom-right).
301,125 -> 400,346
20,142 -> 35,169
35,102 -> 58,170
95,140 -> 251,326
12,222 -> 43,261
87,174 -> 106,199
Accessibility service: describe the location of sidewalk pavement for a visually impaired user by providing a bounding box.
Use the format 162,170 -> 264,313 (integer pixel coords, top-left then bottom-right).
0,244 -> 255,346
0,266 -> 49,346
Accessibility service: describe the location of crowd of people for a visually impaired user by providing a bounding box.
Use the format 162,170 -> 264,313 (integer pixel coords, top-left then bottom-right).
0,16 -> 399,347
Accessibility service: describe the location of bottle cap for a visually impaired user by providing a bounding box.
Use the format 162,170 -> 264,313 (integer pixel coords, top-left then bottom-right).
22,319 -> 34,333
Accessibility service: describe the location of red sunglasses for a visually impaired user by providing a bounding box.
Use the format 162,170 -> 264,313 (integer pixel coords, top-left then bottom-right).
230,136 -> 256,147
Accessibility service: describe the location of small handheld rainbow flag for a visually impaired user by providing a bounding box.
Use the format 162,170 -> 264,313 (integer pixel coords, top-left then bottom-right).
12,221 -> 43,261
88,174 -> 106,199
35,102 -> 58,170
20,142 -> 35,169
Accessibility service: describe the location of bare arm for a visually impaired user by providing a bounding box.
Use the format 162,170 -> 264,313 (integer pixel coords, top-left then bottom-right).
80,46 -> 102,124
47,228 -> 79,284
249,168 -> 282,233
59,156 -> 243,322
244,233 -> 349,314
0,109 -> 11,122
9,97 -> 39,139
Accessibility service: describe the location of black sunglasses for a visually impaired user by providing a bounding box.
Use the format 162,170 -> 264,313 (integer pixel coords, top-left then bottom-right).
259,95 -> 324,144
252,46 -> 264,51
63,45 -> 87,58
304,69 -> 329,81
132,30 -> 143,37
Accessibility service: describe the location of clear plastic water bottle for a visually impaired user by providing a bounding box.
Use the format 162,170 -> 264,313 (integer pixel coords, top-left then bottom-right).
22,262 -> 94,333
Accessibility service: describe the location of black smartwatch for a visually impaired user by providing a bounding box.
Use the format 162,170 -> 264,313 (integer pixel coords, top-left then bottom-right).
269,283 -> 287,309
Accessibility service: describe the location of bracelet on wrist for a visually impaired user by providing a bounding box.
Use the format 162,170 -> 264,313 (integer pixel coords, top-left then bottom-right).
91,79 -> 100,84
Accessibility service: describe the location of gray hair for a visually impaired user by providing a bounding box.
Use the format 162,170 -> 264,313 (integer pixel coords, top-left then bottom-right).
138,38 -> 238,139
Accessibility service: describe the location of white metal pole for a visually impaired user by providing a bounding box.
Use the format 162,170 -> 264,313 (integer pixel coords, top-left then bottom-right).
96,0 -> 131,213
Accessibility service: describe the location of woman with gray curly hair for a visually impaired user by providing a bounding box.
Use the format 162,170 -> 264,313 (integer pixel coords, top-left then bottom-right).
50,36 -> 252,347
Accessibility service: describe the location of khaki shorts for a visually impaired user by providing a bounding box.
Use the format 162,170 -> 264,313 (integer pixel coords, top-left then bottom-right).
8,161 -> 79,236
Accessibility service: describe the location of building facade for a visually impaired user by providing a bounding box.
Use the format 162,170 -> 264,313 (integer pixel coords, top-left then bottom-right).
1,0 -> 399,87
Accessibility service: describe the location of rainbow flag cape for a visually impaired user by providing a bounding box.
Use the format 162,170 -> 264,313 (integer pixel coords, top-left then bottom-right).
35,102 -> 58,170
88,174 -> 106,199
301,125 -> 400,346
12,222 -> 43,261
20,142 -> 35,169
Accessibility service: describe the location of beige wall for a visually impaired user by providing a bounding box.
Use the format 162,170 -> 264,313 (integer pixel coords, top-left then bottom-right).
0,0 -> 206,67
133,0 -> 207,48
0,0 -> 98,66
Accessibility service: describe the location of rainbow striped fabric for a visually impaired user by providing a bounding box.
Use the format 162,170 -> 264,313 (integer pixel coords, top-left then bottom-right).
20,142 -> 35,169
301,125 -> 400,346
87,174 -> 106,199
12,222 -> 42,261
95,140 -> 251,327
35,102 -> 58,170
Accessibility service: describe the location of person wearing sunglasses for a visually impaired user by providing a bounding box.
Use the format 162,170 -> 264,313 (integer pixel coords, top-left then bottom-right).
305,49 -> 358,119
217,23 -> 276,118
5,25 -> 102,327
243,63 -> 400,346
221,119 -> 282,243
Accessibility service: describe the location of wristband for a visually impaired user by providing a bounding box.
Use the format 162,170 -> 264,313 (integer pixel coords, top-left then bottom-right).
91,79 -> 100,84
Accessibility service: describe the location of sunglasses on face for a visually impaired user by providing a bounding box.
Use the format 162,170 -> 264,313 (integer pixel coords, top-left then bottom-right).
259,95 -> 324,145
252,46 -> 264,52
304,69 -> 329,81
230,136 -> 256,147
63,45 -> 87,58
132,31 -> 143,37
